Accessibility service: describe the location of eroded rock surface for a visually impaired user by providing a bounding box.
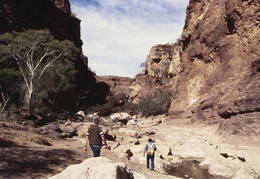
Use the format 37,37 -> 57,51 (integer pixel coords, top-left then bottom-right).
48,157 -> 146,179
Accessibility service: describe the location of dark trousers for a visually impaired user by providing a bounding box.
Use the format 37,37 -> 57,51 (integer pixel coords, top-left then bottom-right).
146,154 -> 155,170
91,145 -> 101,157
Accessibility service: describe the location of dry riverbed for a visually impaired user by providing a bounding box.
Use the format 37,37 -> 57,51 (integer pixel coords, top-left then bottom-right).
0,116 -> 259,179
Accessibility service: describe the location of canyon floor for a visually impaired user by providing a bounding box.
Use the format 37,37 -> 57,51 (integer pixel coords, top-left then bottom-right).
0,116 -> 260,179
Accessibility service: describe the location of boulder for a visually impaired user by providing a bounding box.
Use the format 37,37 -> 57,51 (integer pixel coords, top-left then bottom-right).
48,157 -> 146,179
110,112 -> 131,125
76,111 -> 85,118
86,113 -> 99,121
60,126 -> 77,137
117,128 -> 139,138
75,111 -> 85,121
127,120 -> 137,127
60,126 -> 76,134
46,124 -> 63,133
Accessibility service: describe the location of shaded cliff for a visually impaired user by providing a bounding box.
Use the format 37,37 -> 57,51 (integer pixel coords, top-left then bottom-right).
0,0 -> 82,48
0,0 -> 109,112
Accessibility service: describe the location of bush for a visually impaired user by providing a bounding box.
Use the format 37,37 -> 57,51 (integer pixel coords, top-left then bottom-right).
136,90 -> 172,117
85,91 -> 172,117
85,94 -> 135,116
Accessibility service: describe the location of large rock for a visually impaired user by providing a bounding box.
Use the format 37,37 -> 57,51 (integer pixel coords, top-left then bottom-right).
48,157 -> 146,179
217,112 -> 260,136
110,113 -> 132,125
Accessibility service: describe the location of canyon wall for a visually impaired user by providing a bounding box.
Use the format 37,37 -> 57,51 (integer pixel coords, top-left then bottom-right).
172,0 -> 259,126
120,0 -> 259,135
0,0 -> 82,48
171,0 -> 259,117
1,0 -> 259,133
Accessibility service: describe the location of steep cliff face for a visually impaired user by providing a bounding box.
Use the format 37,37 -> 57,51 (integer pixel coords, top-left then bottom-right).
0,0 -> 82,48
126,0 -> 260,135
129,44 -> 182,103
173,0 -> 259,121
97,76 -> 133,97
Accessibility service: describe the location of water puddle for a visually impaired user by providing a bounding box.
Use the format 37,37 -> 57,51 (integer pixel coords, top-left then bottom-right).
164,160 -> 215,179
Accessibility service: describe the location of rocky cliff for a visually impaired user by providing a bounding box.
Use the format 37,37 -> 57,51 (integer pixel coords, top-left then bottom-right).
171,0 -> 259,119
97,76 -> 134,98
105,0 -> 260,135
175,0 -> 260,135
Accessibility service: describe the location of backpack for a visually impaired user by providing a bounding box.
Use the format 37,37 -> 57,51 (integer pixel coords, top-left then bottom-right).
147,143 -> 155,155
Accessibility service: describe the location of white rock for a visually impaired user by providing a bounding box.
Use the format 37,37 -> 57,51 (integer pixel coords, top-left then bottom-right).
110,112 -> 131,121
127,120 -> 137,126
48,157 -> 145,179
76,111 -> 85,118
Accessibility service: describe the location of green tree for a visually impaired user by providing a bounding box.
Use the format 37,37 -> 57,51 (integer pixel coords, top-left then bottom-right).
0,68 -> 22,117
0,29 -> 79,114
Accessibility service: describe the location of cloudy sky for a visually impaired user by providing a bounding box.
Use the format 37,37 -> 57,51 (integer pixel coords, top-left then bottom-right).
70,0 -> 189,77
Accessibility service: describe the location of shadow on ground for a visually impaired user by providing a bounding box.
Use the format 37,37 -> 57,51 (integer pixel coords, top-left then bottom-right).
0,138 -> 85,179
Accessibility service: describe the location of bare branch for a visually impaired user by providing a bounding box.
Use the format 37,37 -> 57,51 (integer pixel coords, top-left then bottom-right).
0,91 -> 12,115
38,52 -> 67,80
34,50 -> 55,72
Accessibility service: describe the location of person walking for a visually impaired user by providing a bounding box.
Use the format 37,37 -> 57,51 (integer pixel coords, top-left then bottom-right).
143,138 -> 157,171
84,118 -> 108,157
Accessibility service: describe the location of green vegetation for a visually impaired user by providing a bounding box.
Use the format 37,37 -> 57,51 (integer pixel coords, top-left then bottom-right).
87,90 -> 172,117
0,68 -> 22,117
0,29 -> 172,120
0,29 -> 80,117
86,94 -> 136,116
136,90 -> 172,117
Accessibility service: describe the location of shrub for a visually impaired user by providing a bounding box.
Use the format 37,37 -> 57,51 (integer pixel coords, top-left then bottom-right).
85,91 -> 172,117
85,94 -> 133,116
136,90 -> 172,117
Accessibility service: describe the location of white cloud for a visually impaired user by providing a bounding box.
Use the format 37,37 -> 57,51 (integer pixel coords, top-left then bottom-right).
70,0 -> 189,77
